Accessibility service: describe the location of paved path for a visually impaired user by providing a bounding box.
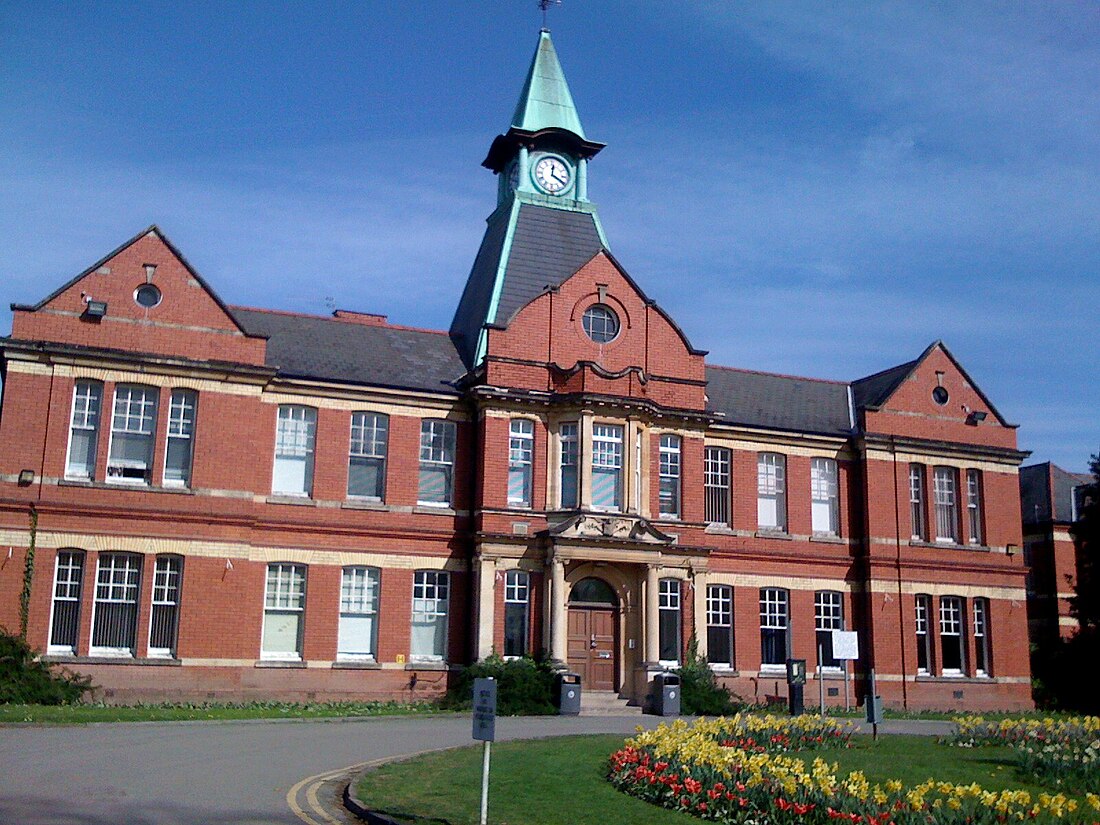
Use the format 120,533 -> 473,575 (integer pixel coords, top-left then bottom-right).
0,715 -> 952,825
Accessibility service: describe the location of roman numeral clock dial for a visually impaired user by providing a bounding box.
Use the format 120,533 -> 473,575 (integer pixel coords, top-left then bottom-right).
533,155 -> 572,195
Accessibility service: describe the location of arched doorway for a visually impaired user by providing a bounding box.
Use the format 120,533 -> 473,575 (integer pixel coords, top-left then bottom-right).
567,577 -> 619,691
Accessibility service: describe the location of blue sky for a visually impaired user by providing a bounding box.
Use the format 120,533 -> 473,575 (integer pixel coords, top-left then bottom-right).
1,2 -> 1096,471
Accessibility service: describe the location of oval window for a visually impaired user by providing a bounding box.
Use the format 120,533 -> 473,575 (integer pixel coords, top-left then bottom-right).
582,304 -> 619,344
932,386 -> 949,405
135,284 -> 162,309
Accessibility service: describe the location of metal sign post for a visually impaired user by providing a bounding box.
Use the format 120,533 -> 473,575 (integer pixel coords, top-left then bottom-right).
832,630 -> 860,715
472,678 -> 497,825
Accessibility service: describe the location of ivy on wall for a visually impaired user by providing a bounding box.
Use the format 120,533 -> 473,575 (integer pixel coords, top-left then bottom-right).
19,507 -> 37,640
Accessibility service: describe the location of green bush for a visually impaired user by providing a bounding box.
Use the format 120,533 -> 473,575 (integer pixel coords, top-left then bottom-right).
676,636 -> 743,716
0,628 -> 93,704
443,653 -> 557,715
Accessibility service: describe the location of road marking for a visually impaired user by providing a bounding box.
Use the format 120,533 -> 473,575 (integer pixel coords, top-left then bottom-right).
287,763 -> 366,825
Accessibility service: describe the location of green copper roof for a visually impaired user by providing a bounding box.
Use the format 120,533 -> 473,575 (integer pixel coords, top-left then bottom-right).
510,30 -> 586,138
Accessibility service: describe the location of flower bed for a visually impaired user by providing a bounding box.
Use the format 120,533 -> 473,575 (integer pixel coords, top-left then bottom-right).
950,716 -> 1100,795
608,715 -> 1100,824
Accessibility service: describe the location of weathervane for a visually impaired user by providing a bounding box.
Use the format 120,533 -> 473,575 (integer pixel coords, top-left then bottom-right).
539,0 -> 561,30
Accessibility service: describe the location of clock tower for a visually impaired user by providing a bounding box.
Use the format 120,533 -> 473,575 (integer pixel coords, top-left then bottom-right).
450,29 -> 610,369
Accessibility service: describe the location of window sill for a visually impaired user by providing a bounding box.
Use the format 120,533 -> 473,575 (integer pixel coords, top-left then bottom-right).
759,665 -> 787,675
41,655 -> 181,667
266,495 -> 316,506
755,530 -> 792,540
405,661 -> 449,671
810,533 -> 844,544
342,499 -> 389,511
58,479 -> 193,495
332,660 -> 382,670
909,540 -> 989,553
915,675 -> 992,683
708,665 -> 739,676
814,669 -> 846,680
255,659 -> 307,668
413,505 -> 457,516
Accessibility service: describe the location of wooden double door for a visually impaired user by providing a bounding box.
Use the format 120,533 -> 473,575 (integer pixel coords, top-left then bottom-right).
566,606 -> 617,692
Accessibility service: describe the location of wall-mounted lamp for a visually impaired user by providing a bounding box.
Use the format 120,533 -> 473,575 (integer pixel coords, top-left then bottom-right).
966,410 -> 988,425
17,469 -> 34,486
1006,543 -> 1018,557
83,299 -> 108,319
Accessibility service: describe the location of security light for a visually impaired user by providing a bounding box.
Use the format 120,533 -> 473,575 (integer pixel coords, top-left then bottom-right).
83,299 -> 107,318
17,469 -> 34,486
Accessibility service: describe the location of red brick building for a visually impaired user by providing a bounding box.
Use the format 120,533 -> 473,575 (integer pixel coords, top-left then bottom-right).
0,32 -> 1032,710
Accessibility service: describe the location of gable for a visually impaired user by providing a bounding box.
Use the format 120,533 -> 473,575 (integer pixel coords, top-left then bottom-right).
9,227 -> 267,366
859,342 -> 1017,450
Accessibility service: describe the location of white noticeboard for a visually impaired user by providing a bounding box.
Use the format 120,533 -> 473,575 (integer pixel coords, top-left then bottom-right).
832,630 -> 859,660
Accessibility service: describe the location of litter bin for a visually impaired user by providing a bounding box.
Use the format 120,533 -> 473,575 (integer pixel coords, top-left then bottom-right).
652,672 -> 681,717
555,672 -> 582,715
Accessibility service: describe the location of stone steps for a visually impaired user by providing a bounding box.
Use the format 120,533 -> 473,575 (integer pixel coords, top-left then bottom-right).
580,690 -> 644,716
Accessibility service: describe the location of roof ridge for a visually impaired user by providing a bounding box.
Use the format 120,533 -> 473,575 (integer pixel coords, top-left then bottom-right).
230,304 -> 449,336
706,363 -> 848,386
851,357 -> 918,385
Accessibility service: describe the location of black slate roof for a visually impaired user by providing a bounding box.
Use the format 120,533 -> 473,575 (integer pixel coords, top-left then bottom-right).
705,365 -> 853,436
850,359 -> 918,411
1021,462 -> 1093,525
231,308 -> 465,395
449,202 -> 605,368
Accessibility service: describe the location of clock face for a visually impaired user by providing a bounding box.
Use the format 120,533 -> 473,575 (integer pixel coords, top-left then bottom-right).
533,155 -> 572,194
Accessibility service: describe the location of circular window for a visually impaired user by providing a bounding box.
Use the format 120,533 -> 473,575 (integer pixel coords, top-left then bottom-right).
582,304 -> 620,343
134,284 -> 162,309
932,386 -> 949,405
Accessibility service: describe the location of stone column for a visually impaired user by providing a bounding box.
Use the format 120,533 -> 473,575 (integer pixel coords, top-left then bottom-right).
475,556 -> 496,661
692,568 -> 709,659
645,563 -> 661,664
550,557 -> 568,663
579,412 -> 594,509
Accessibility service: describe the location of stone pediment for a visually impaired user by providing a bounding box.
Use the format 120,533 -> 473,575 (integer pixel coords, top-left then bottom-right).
547,513 -> 675,545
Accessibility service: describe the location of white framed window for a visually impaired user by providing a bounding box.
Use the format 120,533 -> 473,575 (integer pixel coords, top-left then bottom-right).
658,578 -> 681,664
508,419 -> 534,508
658,435 -> 681,519
164,390 -> 197,487
934,467 -> 959,543
967,469 -> 983,545
559,422 -> 579,509
262,563 -> 306,660
418,419 -> 456,505
814,590 -> 844,670
939,595 -> 966,676
411,570 -> 449,661
582,304 -> 620,343
909,464 -> 927,541
706,584 -> 734,668
107,384 -> 158,484
66,381 -> 102,480
149,555 -> 182,657
591,424 -> 623,511
704,447 -> 731,526
338,566 -> 380,660
273,406 -> 316,496
91,552 -> 142,656
349,412 -> 388,500
760,588 -> 789,669
757,453 -> 786,531
48,550 -> 85,654
810,457 -> 839,535
504,570 -> 529,658
915,594 -> 932,675
974,597 -> 991,677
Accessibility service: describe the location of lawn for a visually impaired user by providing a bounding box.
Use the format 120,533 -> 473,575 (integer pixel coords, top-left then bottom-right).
0,699 -> 451,724
355,733 -> 1076,825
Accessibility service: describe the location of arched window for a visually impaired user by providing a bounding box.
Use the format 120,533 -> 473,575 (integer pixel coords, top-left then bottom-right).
570,577 -> 618,606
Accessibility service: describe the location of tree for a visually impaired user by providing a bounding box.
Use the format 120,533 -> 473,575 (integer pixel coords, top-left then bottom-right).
1068,453 -> 1100,629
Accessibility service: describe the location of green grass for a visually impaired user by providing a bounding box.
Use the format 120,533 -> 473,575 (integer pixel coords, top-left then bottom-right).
797,735 -> 1056,796
0,699 -> 452,725
357,735 -> 697,825
356,734 -> 1083,825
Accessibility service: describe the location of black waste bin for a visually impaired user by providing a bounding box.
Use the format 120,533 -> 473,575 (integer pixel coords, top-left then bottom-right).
652,672 -> 680,717
554,672 -> 582,715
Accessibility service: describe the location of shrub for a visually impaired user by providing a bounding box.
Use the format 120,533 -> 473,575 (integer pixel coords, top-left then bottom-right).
0,628 -> 93,704
676,637 -> 743,717
443,653 -> 556,715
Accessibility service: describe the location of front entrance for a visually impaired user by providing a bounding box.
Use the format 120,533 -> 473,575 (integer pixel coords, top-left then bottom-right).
566,577 -> 618,692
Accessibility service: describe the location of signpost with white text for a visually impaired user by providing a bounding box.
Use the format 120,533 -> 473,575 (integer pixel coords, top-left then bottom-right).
472,677 -> 497,825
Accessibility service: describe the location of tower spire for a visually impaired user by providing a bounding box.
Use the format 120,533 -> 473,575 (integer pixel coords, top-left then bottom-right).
510,29 -> 585,138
